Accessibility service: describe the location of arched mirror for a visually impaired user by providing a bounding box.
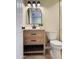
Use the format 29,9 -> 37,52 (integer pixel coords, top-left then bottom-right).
27,8 -> 42,26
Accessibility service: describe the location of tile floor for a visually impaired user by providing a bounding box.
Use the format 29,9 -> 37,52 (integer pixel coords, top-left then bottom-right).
24,55 -> 51,59
24,50 -> 52,59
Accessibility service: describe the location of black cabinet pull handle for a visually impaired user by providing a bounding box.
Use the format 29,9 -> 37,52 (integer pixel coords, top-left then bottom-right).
31,33 -> 36,35
31,40 -> 36,42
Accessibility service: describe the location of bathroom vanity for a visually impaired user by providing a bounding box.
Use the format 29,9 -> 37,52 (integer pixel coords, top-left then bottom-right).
22,3 -> 46,55
23,30 -> 46,55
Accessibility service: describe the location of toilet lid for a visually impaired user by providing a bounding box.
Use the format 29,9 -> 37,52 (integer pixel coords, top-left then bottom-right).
50,40 -> 62,46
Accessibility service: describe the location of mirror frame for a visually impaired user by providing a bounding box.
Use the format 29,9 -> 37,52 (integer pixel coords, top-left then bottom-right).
27,8 -> 43,26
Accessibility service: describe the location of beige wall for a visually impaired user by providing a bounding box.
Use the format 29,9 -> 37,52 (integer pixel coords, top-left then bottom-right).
22,0 -> 60,40
42,2 -> 59,32
22,0 -> 59,31
60,0 -> 62,41
22,4 -> 28,27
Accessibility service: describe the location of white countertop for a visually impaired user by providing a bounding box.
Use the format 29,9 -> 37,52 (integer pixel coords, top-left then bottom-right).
22,26 -> 45,30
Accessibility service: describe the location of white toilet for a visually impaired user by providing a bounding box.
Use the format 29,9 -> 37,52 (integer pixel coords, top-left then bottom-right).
47,32 -> 62,59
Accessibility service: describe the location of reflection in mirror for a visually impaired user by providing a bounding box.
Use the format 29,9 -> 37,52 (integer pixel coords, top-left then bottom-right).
27,8 -> 42,26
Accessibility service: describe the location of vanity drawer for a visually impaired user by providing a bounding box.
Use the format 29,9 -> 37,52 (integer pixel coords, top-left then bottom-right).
23,30 -> 45,45
23,30 -> 44,39
24,38 -> 44,45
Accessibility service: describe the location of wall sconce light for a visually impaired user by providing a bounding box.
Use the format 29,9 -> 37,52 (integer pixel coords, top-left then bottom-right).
27,1 -> 31,7
37,1 -> 40,7
27,1 -> 41,8
32,1 -> 36,8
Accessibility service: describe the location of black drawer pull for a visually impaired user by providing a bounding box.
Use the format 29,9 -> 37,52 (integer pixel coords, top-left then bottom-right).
31,33 -> 36,35
31,40 -> 36,42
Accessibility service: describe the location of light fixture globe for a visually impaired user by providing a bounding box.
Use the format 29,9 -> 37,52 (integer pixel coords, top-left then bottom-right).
27,1 -> 31,7
32,1 -> 36,8
37,1 -> 40,7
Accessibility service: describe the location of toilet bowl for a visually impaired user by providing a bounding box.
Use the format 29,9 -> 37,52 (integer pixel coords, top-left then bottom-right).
47,32 -> 62,59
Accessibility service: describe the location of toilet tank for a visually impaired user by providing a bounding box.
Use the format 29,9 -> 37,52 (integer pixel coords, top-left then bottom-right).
47,32 -> 57,41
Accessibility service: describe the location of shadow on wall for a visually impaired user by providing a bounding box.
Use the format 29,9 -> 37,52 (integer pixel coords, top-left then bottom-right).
23,0 -> 59,7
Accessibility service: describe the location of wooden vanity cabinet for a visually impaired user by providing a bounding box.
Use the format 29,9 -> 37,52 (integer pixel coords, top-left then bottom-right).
23,30 -> 46,55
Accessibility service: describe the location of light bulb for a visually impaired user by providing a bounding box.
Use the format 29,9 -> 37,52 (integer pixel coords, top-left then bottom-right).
33,4 -> 36,8
37,3 -> 40,7
28,4 -> 31,7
